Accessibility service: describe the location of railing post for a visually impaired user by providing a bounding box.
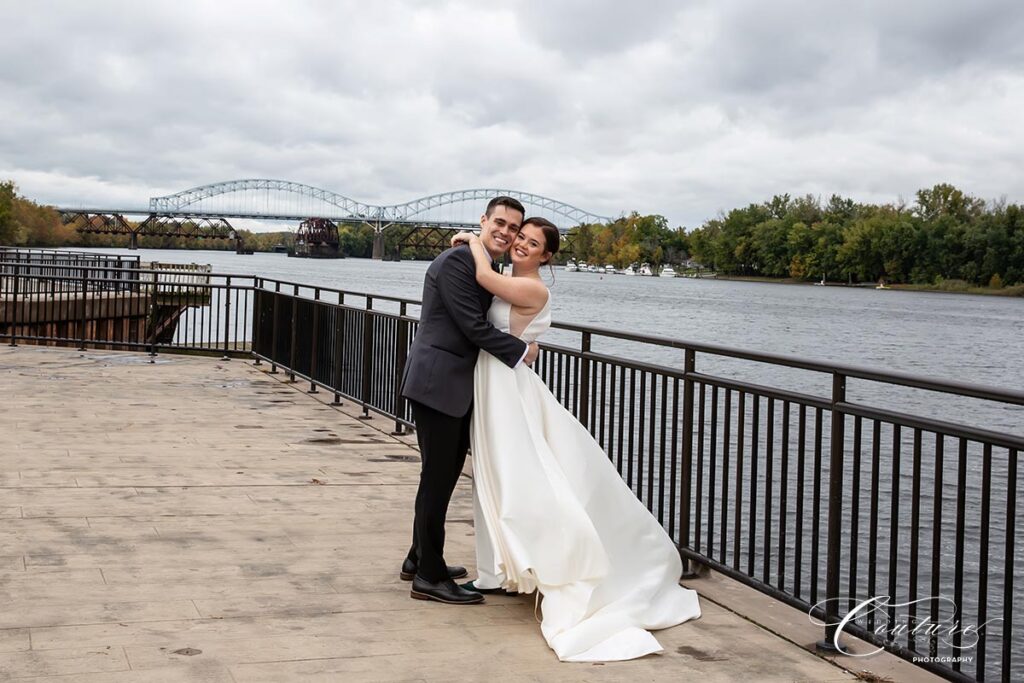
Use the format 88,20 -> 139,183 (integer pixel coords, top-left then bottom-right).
818,371 -> 848,653
331,293 -> 346,406
147,270 -> 158,361
78,267 -> 89,351
222,275 -> 232,360
360,296 -> 373,419
308,289 -> 320,393
8,263 -> 20,347
680,348 -> 697,577
578,331 -> 592,430
288,285 -> 298,382
393,302 -> 409,434
252,278 -> 262,365
269,283 -> 281,373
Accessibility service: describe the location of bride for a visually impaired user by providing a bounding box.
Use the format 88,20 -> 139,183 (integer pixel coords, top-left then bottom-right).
450,219 -> 701,662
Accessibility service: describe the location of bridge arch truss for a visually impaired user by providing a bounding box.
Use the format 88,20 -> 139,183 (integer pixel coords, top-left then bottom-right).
379,189 -> 611,228
149,180 -> 612,232
150,179 -> 380,219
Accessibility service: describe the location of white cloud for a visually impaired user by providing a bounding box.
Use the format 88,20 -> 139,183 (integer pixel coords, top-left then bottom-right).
1,0 -> 1022,230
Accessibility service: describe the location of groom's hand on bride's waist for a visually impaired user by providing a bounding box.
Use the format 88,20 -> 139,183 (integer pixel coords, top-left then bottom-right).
525,342 -> 539,366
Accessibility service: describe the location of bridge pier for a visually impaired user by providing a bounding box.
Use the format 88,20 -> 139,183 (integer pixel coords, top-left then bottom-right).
372,231 -> 385,260
129,231 -> 138,250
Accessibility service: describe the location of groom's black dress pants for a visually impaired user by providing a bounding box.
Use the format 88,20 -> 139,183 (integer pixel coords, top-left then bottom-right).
406,398 -> 473,582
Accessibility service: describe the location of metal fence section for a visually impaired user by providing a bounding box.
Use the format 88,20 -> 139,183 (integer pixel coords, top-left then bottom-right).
1,255 -> 253,356
1,256 -> 1021,682
535,325 -> 1022,683
0,246 -> 141,293
251,281 -> 418,432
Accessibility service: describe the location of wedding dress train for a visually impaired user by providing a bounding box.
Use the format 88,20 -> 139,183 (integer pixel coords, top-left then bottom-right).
470,294 -> 701,662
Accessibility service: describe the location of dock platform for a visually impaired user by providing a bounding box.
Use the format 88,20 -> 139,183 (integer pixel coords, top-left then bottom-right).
0,345 -> 934,681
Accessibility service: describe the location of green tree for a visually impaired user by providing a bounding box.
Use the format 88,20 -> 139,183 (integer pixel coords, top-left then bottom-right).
0,180 -> 22,244
748,218 -> 790,276
837,208 -> 915,282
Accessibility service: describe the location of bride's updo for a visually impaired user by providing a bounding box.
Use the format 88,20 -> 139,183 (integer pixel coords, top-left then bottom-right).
522,217 -> 560,265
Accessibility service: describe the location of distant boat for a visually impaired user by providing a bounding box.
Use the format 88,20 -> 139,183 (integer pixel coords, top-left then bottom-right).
565,259 -> 578,272
604,264 -> 616,275
813,274 -> 826,286
639,263 -> 654,276
876,280 -> 890,290
622,264 -> 636,276
660,265 -> 677,278
588,264 -> 599,273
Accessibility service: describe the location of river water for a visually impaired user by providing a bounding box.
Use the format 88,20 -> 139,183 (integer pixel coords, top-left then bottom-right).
70,247 -> 1024,678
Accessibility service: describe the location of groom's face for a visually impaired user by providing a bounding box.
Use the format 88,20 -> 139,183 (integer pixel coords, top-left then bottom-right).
479,205 -> 524,258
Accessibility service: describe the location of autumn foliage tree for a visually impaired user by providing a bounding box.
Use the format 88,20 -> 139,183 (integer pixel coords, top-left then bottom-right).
687,184 -> 1023,286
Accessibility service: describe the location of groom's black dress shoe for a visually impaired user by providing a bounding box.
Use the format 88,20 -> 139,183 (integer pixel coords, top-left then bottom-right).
400,558 -> 468,582
410,575 -> 484,604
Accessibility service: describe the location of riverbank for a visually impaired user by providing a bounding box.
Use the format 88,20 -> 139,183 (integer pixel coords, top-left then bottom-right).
891,280 -> 1024,296
708,274 -> 1024,296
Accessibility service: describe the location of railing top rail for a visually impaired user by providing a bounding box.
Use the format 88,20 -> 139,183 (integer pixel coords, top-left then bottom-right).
548,320 -> 1024,406
0,259 -> 252,278
0,246 -> 141,262
253,276 -> 421,307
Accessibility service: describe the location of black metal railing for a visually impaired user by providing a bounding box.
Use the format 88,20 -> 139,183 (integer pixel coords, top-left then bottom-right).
532,324 -> 1022,683
0,247 -> 141,293
251,280 -> 418,429
1,258 -> 253,356
2,257 -> 1021,682
0,246 -> 141,265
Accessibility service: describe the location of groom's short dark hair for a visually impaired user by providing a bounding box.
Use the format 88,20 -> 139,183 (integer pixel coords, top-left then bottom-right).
486,196 -> 525,217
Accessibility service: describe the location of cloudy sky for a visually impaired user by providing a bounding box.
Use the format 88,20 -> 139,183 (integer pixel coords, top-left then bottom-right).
2,0 -> 1022,229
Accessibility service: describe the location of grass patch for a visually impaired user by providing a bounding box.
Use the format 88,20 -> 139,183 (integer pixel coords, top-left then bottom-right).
893,281 -> 1024,297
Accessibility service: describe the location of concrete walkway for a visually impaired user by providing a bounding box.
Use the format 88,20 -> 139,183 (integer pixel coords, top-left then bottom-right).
0,345 -> 862,682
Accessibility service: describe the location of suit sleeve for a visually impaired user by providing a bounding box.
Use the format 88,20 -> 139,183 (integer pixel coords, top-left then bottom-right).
435,249 -> 528,368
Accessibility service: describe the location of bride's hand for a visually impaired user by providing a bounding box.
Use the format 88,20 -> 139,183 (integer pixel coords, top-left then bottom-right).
450,231 -> 478,247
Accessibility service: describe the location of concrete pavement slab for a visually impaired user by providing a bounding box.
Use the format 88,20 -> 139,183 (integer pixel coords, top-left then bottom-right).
0,345 -> 868,682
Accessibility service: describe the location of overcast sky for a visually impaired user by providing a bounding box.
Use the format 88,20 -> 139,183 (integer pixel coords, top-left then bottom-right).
2,0 -> 1022,229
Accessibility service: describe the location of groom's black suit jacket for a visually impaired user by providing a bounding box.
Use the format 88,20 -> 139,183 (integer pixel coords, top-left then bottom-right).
400,245 -> 527,418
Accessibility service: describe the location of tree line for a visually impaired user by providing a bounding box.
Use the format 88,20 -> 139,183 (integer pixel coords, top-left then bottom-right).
3,179 -> 1022,289
566,183 -> 1023,289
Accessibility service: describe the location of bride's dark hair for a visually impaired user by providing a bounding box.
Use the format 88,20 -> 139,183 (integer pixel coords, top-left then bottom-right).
522,217 -> 560,265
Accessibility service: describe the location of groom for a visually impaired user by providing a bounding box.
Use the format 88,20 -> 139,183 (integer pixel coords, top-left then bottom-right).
399,196 -> 539,605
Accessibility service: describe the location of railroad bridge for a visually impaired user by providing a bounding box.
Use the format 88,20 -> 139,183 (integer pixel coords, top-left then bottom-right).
56,180 -> 614,257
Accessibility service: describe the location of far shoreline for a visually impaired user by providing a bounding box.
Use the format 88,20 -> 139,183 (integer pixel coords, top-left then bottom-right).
705,274 -> 1024,297
41,245 -> 1024,298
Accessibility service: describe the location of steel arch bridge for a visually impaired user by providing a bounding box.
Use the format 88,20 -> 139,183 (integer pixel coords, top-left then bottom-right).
148,179 -> 613,231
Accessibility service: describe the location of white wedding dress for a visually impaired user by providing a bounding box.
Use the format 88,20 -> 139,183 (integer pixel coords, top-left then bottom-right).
470,293 -> 701,662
